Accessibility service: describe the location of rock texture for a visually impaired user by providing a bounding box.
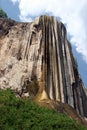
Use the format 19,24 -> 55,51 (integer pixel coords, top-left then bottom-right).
0,16 -> 87,117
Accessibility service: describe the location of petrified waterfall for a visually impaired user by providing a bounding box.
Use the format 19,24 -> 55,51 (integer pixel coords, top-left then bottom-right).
0,16 -> 87,117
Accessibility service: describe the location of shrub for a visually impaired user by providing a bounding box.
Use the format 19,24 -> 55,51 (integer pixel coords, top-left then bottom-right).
0,89 -> 86,130
0,8 -> 8,18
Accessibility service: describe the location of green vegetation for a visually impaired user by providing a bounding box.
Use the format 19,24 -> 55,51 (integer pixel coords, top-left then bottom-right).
0,89 -> 86,130
0,8 -> 8,18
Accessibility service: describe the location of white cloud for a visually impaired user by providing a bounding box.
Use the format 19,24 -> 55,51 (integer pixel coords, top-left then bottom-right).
11,0 -> 87,63
11,0 -> 19,4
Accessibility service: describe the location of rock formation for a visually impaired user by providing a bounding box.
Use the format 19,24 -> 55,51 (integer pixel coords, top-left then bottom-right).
0,16 -> 87,117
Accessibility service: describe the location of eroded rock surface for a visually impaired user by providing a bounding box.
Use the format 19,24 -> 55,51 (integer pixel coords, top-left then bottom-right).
0,16 -> 87,117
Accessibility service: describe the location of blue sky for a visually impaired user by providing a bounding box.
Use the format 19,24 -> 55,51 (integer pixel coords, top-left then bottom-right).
0,0 -> 20,21
0,0 -> 87,87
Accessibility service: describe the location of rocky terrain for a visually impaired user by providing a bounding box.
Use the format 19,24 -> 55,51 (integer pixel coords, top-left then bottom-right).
0,16 -> 87,121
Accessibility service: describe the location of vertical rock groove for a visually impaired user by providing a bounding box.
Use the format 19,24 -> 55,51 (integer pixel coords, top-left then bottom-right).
39,16 -> 87,117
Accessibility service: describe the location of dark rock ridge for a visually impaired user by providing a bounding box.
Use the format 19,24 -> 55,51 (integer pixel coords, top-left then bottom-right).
0,16 -> 87,117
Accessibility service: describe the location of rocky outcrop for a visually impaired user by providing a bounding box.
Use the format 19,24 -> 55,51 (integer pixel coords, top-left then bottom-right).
0,16 -> 87,117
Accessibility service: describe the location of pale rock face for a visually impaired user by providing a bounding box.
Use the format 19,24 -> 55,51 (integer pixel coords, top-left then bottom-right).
0,16 -> 87,117
0,17 -> 42,93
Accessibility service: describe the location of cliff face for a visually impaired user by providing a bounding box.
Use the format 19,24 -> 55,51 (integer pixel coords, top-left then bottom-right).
0,16 -> 87,117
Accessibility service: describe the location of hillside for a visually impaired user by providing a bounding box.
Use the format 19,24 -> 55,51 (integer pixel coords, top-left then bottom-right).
0,89 -> 87,130
0,15 -> 87,129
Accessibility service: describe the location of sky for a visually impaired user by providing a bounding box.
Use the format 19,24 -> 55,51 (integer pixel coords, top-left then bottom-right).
0,0 -> 87,87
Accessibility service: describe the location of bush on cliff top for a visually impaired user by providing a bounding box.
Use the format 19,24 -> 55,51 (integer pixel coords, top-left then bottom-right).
0,8 -> 8,18
0,89 -> 86,130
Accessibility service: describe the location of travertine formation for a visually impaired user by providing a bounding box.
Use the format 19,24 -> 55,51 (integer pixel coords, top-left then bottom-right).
0,16 -> 87,117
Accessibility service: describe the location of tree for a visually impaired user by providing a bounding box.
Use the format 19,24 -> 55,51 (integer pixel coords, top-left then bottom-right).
0,8 -> 8,18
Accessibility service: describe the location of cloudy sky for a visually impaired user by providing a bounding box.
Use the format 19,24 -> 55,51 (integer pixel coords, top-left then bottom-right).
0,0 -> 87,87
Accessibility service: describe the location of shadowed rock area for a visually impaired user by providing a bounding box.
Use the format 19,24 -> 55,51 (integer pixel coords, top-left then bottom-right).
0,16 -> 87,119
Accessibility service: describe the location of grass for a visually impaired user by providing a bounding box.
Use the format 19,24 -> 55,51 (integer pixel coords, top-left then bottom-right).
0,89 -> 86,130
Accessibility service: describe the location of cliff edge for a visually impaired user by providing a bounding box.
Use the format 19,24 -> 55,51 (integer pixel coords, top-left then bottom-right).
0,16 -> 87,118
